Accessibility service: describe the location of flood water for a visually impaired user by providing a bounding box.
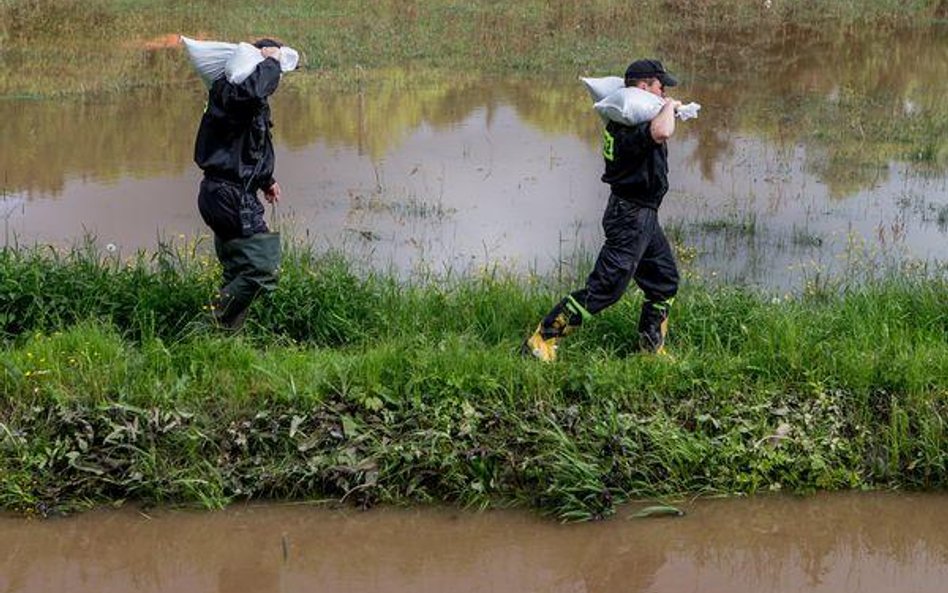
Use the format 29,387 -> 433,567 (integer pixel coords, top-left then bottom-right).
1,27 -> 946,288
2,492 -> 947,593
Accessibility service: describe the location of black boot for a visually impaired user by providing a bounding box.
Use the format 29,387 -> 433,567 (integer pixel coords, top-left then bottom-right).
638,299 -> 672,354
212,232 -> 282,332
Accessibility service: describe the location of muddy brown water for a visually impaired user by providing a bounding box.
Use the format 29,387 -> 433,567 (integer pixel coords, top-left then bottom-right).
0,27 -> 946,288
2,492 -> 947,593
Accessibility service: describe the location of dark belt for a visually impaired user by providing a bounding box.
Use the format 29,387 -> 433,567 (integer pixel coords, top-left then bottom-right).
204,173 -> 245,188
203,175 -> 260,238
611,190 -> 661,210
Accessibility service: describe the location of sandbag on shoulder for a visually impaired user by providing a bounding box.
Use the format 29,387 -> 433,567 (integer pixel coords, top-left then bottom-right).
224,42 -> 265,85
579,76 -> 625,102
594,86 -> 665,126
583,78 -> 703,126
181,36 -> 236,88
181,36 -> 301,88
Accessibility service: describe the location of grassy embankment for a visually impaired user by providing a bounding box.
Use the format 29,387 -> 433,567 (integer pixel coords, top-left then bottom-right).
1,0 -> 944,98
0,243 -> 946,520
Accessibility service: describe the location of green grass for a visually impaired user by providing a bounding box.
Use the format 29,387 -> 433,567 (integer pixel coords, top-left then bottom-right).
1,0 -> 943,97
1,241 -> 946,519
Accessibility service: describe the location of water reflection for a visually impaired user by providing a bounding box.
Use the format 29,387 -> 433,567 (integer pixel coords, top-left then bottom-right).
1,492 -> 947,593
0,26 -> 945,287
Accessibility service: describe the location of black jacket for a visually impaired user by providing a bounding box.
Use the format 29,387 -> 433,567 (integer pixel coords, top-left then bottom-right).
600,120 -> 669,209
194,58 -> 281,192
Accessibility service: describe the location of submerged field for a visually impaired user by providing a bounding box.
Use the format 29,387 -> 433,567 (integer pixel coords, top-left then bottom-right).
1,0 -> 947,520
0,244 -> 946,519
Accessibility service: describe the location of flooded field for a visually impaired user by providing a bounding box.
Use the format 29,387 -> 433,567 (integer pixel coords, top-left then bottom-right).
1,492 -> 947,593
1,26 -> 945,288
2,7 -> 947,592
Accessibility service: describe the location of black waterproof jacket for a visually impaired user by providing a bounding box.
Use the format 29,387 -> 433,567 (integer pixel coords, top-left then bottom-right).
194,58 -> 281,192
600,120 -> 669,210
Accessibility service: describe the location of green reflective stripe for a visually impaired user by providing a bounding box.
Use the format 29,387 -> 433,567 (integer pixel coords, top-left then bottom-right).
566,295 -> 593,322
602,128 -> 615,161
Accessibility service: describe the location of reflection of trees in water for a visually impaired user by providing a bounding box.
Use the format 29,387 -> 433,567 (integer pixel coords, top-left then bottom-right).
668,25 -> 948,197
0,73 -> 600,197
0,81 -> 201,196
278,70 -> 498,158
279,72 -> 602,159
1,26 -> 944,198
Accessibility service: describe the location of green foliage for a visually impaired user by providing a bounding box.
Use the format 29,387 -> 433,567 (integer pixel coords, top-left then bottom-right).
0,242 -> 210,340
0,0 -> 942,97
1,243 -> 947,519
2,0 -> 118,42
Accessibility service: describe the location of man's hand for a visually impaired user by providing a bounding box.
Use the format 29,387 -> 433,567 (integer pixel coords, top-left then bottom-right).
263,181 -> 281,204
650,99 -> 682,144
260,46 -> 282,61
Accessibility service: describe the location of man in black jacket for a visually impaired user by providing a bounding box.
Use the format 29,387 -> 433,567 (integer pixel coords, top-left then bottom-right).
524,59 -> 683,361
194,38 -> 285,330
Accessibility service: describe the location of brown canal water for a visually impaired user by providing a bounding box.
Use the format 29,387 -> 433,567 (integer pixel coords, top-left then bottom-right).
2,492 -> 948,593
1,27 -> 946,288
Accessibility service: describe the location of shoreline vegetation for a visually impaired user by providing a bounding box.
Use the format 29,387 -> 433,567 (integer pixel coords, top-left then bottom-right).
1,0 -> 946,520
0,0 -> 945,98
1,243 -> 946,520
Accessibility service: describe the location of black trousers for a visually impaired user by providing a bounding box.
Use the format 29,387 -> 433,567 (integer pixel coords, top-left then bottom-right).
197,177 -> 268,241
197,177 -> 279,328
572,194 -> 679,314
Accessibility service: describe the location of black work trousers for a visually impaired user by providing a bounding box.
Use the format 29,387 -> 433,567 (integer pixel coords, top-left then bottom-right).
571,194 -> 679,314
197,176 -> 280,329
197,177 -> 269,241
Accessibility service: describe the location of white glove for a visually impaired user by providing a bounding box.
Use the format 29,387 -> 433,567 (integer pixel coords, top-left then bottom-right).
676,102 -> 702,121
279,47 -> 300,72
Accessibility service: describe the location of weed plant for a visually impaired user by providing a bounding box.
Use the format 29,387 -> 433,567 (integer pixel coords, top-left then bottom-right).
1,241 -> 947,520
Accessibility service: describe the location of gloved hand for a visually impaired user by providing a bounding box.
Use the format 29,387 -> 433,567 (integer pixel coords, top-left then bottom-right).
676,102 -> 702,121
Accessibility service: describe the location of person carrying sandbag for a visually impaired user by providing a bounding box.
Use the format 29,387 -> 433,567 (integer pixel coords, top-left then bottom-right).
523,59 -> 685,361
192,38 -> 289,331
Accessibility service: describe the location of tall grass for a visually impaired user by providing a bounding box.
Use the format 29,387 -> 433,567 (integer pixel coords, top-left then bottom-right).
1,0 -> 943,97
1,242 -> 946,519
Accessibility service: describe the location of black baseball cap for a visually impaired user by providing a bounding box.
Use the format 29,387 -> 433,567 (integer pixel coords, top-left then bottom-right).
253,38 -> 283,49
624,59 -> 678,87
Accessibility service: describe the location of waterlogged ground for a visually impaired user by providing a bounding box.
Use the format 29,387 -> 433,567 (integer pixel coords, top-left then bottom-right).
1,492 -> 947,593
1,26 -> 946,288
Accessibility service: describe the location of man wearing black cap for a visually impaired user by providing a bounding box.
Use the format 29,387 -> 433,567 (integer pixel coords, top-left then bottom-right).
194,38 -> 285,331
524,58 -> 683,361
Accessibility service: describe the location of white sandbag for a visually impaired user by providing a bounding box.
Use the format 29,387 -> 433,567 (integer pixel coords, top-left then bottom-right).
181,36 -> 301,88
593,86 -> 703,125
225,42 -> 266,84
594,87 -> 665,125
181,36 -> 236,88
579,76 -> 625,102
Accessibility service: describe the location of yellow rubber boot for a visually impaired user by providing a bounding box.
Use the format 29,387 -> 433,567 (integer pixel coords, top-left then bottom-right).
639,299 -> 672,356
522,323 -> 559,362
522,296 -> 589,362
